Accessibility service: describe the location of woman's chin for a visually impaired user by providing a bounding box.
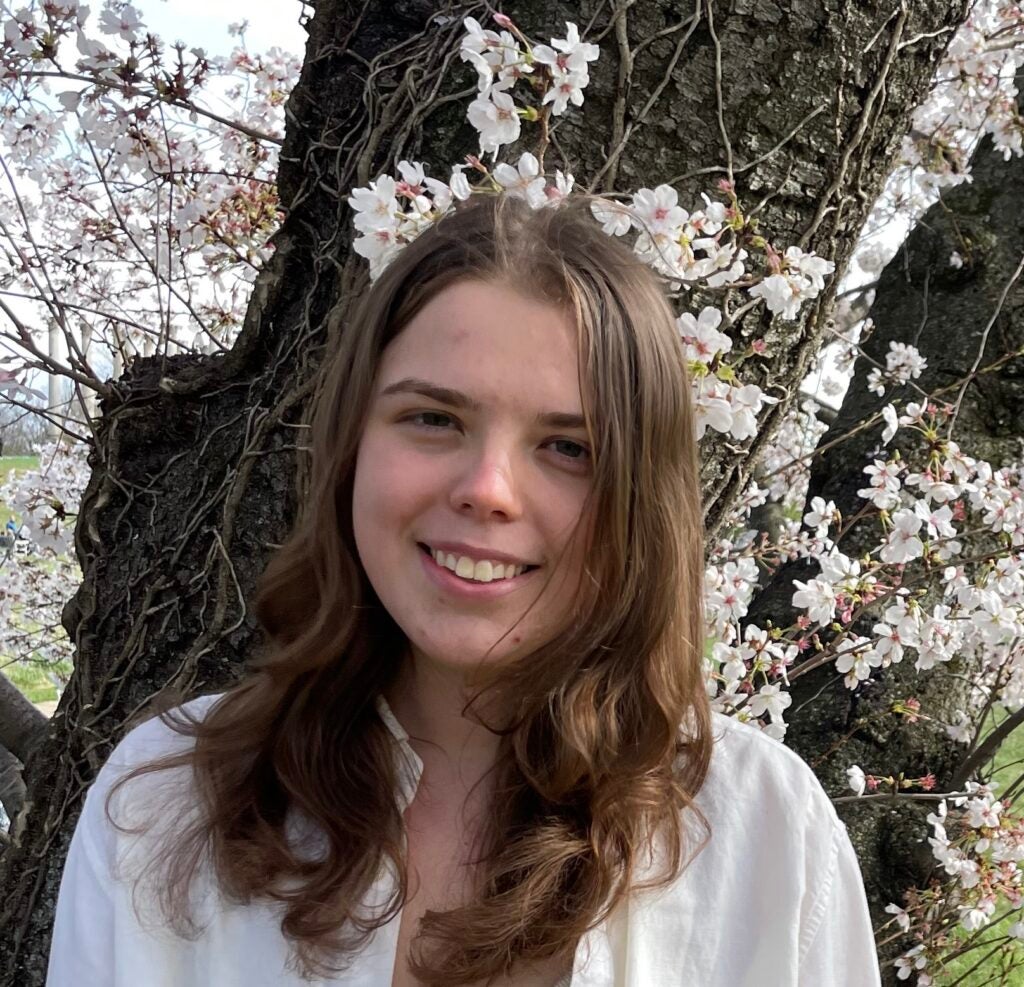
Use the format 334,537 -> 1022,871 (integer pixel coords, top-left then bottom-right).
410,637 -> 523,678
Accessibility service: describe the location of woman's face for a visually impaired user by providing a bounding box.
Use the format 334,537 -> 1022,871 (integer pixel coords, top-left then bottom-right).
352,278 -> 593,678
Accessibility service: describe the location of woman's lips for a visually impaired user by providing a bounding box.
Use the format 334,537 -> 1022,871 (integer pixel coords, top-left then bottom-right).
418,543 -> 538,599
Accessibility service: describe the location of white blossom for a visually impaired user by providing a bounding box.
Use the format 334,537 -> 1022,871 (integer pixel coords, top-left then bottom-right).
493,152 -> 546,207
884,902 -> 911,933
803,497 -> 837,539
749,273 -> 804,319
589,198 -> 632,237
945,709 -> 973,744
847,765 -> 867,797
748,683 -> 792,724
631,185 -> 688,235
880,508 -> 925,564
792,577 -> 837,625
678,307 -> 731,363
835,637 -> 882,688
467,89 -> 521,156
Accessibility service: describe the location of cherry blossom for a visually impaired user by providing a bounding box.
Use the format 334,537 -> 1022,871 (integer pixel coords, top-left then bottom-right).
885,902 -> 911,932
791,577 -> 838,625
867,341 -> 929,397
747,683 -> 792,725
894,944 -> 927,980
848,765 -> 868,796
834,636 -> 882,689
529,21 -> 601,117
803,496 -> 838,539
467,89 -> 522,156
493,152 -> 547,207
859,459 -> 905,511
678,307 -> 732,363
881,508 -> 926,564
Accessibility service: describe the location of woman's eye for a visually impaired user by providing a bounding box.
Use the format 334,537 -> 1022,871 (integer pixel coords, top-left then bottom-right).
406,410 -> 457,430
547,438 -> 590,462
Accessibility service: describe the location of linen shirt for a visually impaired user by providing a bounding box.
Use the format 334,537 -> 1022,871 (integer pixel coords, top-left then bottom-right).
47,692 -> 883,986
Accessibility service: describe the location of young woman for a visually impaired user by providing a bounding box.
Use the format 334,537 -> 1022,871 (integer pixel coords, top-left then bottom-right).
47,194 -> 881,986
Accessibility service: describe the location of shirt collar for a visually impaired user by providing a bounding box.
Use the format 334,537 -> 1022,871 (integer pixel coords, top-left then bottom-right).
374,694 -> 424,810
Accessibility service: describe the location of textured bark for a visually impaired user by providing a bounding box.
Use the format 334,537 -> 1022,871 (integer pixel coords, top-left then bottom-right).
0,671 -> 45,764
0,0 -> 971,981
0,743 -> 26,826
749,119 -> 1024,982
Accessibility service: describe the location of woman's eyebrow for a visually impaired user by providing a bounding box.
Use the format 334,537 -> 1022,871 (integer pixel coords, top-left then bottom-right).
379,377 -> 585,429
380,377 -> 478,411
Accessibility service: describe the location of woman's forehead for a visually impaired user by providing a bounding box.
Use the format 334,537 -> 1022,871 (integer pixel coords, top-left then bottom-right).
379,280 -> 584,413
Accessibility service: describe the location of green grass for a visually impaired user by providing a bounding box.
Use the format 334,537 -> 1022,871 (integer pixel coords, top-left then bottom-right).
0,455 -> 39,473
3,658 -> 70,704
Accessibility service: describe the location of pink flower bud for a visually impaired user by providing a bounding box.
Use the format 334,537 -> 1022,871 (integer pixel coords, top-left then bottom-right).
493,13 -> 515,29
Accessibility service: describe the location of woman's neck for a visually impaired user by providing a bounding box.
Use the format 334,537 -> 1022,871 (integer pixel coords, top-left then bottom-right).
384,648 -> 505,797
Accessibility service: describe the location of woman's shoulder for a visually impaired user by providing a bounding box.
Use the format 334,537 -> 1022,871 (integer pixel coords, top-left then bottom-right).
69,693 -> 228,891
649,711 -> 857,941
698,710 -> 843,829
99,692 -> 226,778
86,692 -> 228,845
105,691 -> 226,768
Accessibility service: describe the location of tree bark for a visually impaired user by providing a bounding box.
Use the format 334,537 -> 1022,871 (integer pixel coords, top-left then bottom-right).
0,671 -> 45,765
0,743 -> 26,828
0,1 -> 970,981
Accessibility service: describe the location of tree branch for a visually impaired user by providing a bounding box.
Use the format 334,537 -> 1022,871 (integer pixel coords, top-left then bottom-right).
0,672 -> 46,765
0,742 -> 26,829
950,706 -> 1024,792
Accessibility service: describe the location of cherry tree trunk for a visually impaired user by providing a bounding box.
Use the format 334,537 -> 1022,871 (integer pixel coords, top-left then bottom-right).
0,1 -> 970,982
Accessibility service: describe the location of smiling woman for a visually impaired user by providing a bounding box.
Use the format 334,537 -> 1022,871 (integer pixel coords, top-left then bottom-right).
354,279 -> 595,686
46,194 -> 880,987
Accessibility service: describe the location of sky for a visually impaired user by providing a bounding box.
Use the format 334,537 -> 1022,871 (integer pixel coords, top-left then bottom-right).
133,0 -> 308,60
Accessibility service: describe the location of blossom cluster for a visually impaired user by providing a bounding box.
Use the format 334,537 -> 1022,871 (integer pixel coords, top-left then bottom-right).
0,0 -> 299,374
879,780 -> 1024,983
681,306 -> 779,442
701,389 -> 1024,976
904,2 -> 1024,195
703,396 -> 1024,742
0,440 -> 87,674
819,1 -> 1024,414
460,17 -> 600,154
867,342 -> 929,398
349,17 -> 834,312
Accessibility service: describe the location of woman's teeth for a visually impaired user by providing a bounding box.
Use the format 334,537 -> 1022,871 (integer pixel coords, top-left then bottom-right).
429,547 -> 528,583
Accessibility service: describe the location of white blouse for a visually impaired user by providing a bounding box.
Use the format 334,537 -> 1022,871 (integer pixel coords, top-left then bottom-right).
47,692 -> 883,986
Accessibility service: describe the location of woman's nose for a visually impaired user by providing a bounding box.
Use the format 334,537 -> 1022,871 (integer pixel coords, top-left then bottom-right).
449,448 -> 523,521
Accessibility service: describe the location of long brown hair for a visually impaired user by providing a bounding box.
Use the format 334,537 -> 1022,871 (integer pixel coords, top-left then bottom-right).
106,193 -> 714,983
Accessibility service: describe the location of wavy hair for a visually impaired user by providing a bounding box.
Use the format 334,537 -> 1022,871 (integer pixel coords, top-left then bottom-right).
106,193 -> 714,984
